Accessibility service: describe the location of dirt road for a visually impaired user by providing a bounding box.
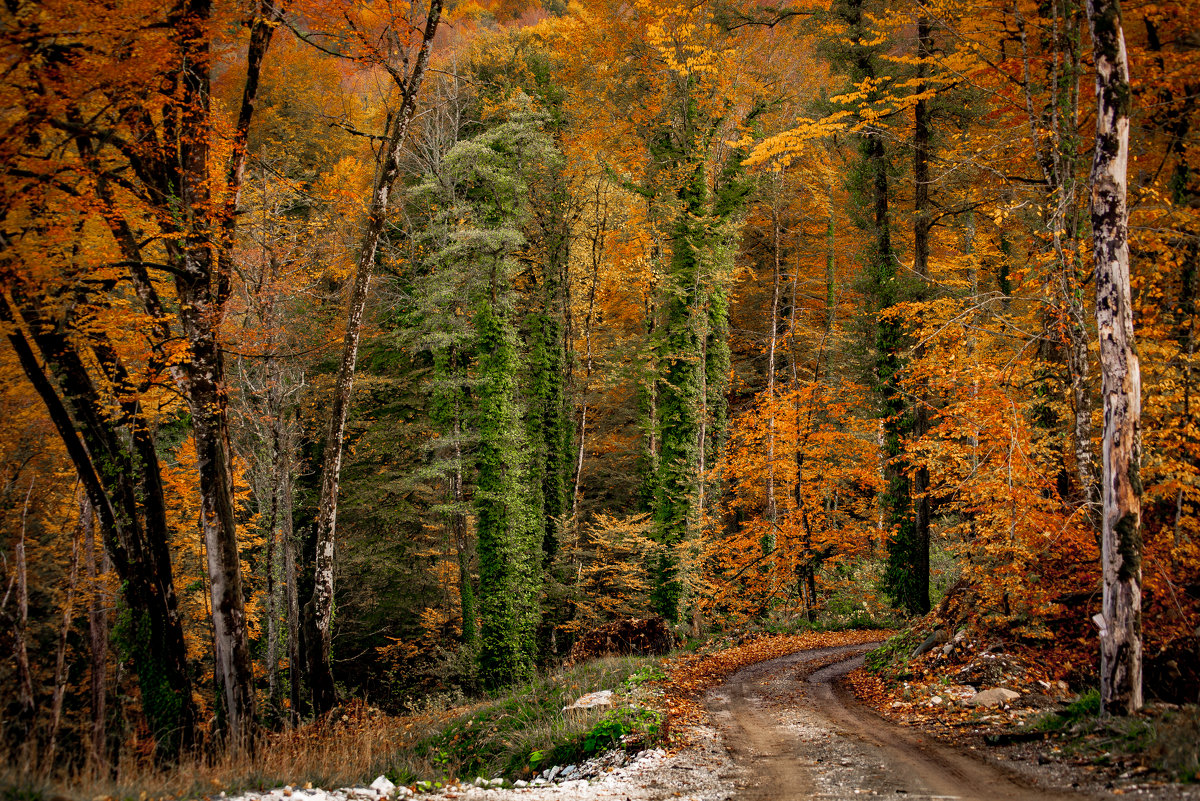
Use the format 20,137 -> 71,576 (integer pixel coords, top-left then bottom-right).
705,644 -> 1080,801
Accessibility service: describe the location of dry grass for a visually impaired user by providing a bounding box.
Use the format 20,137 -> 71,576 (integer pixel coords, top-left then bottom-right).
1,703 -> 443,801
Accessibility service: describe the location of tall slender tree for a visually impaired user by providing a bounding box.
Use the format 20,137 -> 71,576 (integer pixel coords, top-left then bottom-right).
1087,0 -> 1142,715
307,0 -> 443,713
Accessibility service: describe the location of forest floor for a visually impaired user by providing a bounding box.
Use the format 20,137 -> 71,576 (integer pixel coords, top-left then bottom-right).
214,632 -> 1199,801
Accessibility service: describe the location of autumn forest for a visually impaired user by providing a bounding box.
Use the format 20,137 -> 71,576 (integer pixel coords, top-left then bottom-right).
1,0 -> 1197,786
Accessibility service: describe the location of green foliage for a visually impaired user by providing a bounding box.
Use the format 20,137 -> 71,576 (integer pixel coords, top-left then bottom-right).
582,707 -> 663,755
623,665 -> 667,688
405,113 -> 566,686
862,628 -> 924,674
649,105 -> 749,624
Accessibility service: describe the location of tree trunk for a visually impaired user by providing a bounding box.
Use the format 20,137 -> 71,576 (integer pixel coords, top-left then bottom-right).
572,188 -> 605,523
308,0 -> 443,714
46,507 -> 81,768
83,493 -> 108,768
1,293 -> 199,758
911,11 -> 933,615
13,480 -> 36,738
265,419 -> 283,713
284,509 -> 304,724
1087,0 -> 1142,716
765,207 -> 782,536
172,0 -> 260,741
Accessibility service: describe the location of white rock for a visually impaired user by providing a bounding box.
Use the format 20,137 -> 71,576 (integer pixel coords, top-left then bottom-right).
930,695 -> 943,705
368,777 -> 395,797
968,687 -> 1020,707
513,780 -> 528,788
563,689 -> 615,712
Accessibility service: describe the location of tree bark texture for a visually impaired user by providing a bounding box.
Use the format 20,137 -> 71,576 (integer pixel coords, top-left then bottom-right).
1087,0 -> 1143,715
308,0 -> 443,714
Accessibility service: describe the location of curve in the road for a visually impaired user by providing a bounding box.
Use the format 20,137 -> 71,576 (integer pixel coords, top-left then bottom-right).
705,643 -> 1082,801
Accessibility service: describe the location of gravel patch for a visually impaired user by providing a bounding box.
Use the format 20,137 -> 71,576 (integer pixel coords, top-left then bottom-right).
220,726 -> 736,801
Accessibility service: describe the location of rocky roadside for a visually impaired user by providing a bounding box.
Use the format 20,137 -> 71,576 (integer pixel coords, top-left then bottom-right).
220,726 -> 737,801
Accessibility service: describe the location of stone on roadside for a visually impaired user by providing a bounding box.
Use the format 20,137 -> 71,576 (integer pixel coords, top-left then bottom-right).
368,778 -> 395,799
563,689 -> 614,712
968,687 -> 1020,707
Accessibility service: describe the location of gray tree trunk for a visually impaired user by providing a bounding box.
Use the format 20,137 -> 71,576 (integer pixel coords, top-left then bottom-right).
83,494 -> 108,767
308,0 -> 443,714
46,510 -> 80,768
170,0 -> 281,745
1087,0 -> 1143,716
13,480 -> 35,738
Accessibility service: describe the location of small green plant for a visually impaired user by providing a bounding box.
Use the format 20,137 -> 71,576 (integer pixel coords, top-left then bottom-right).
863,628 -> 924,674
1066,689 -> 1100,716
1028,689 -> 1101,734
387,766 -> 418,787
582,707 -> 663,755
623,665 -> 666,689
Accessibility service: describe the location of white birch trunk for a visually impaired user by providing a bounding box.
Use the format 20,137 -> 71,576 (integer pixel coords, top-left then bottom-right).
1087,0 -> 1143,715
308,0 -> 444,713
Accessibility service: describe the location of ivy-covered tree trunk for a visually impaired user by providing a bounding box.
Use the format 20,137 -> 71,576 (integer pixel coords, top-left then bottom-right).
830,0 -> 927,615
475,302 -> 540,686
653,161 -> 707,624
526,169 -> 573,569
1087,0 -> 1142,715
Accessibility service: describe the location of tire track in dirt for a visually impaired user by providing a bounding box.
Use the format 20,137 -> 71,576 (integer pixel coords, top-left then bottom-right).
706,644 -> 1081,800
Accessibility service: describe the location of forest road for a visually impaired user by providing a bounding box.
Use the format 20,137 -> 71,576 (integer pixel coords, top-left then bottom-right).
704,644 -> 1080,801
